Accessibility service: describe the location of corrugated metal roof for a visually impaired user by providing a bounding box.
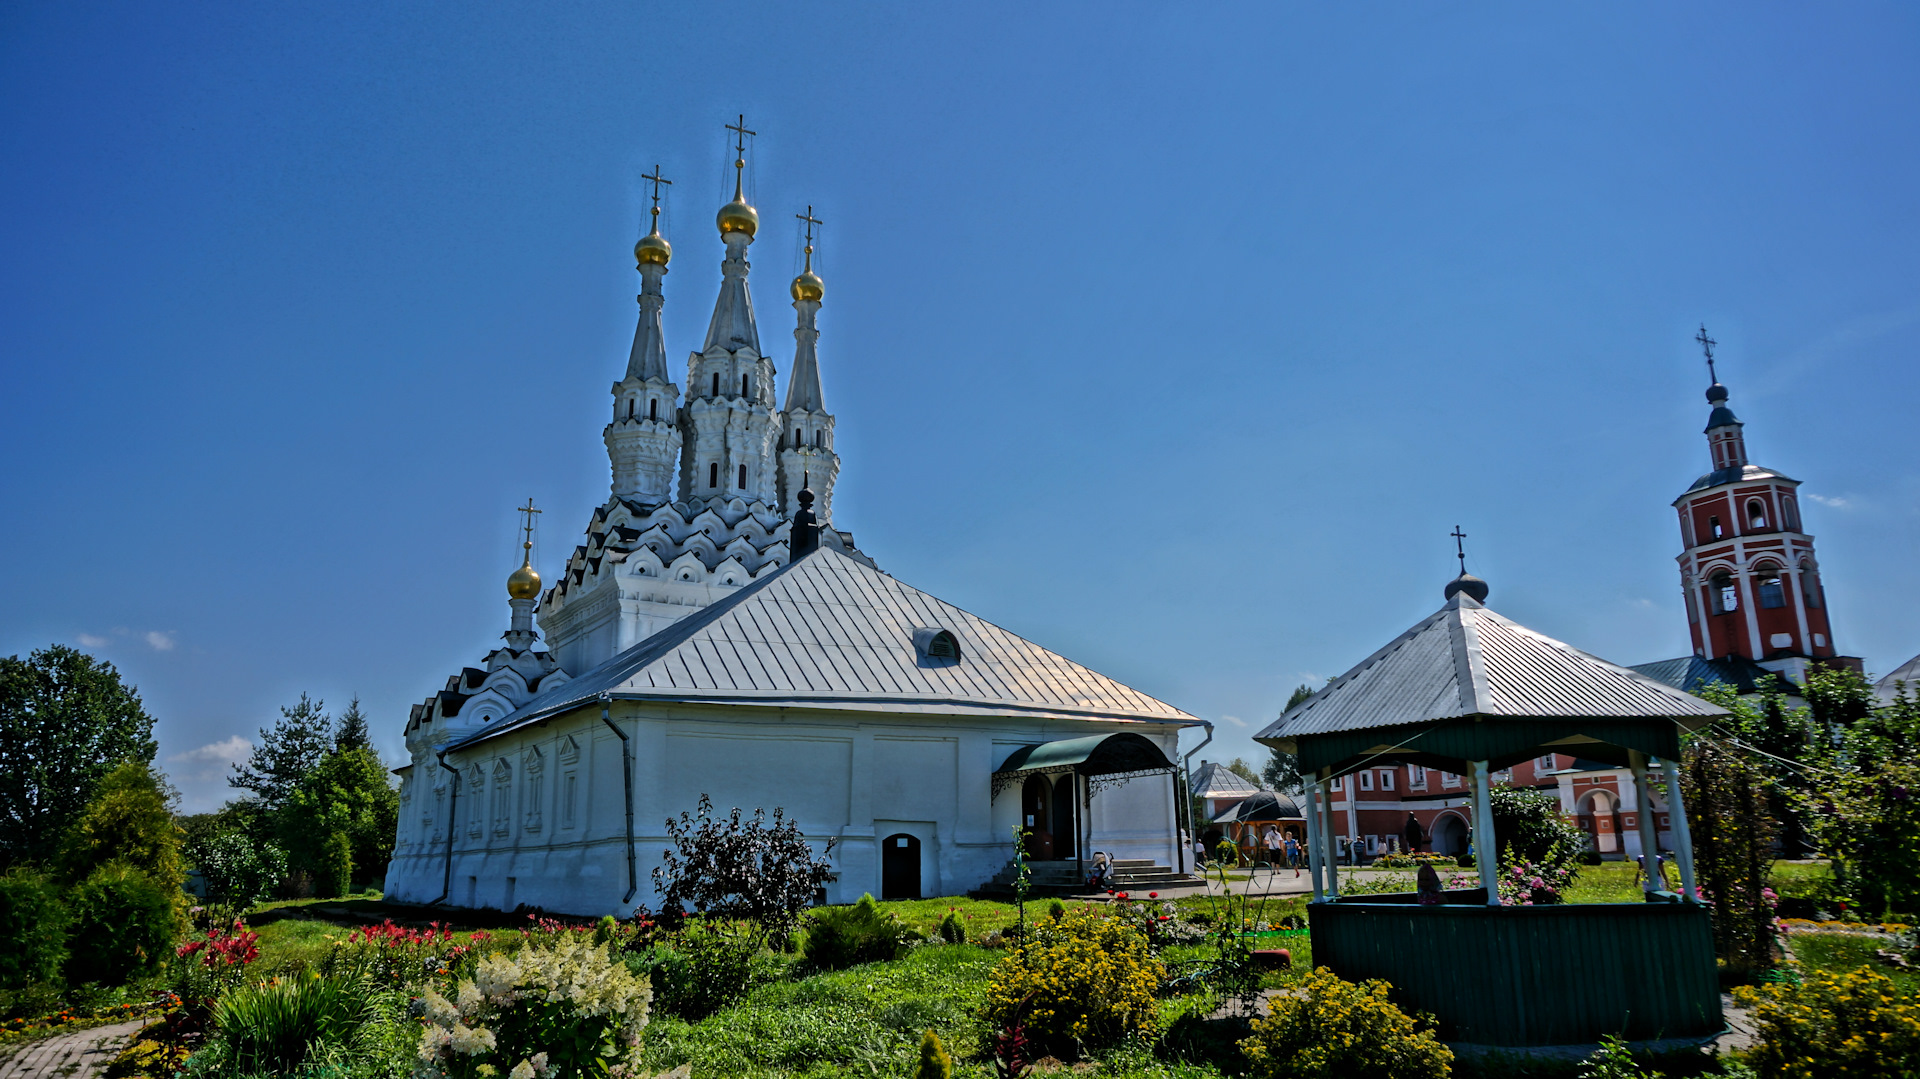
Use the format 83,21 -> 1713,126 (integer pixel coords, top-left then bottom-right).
1630,655 -> 1780,696
1255,593 -> 1726,745
1877,652 -> 1920,706
1190,761 -> 1261,799
451,547 -> 1198,748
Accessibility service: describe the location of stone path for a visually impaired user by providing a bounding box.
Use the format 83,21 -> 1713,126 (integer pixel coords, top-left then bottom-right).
0,1020 -> 146,1079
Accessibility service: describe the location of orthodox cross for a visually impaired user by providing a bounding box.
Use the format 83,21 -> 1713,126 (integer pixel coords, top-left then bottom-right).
517,498 -> 542,550
1696,323 -> 1719,384
1451,525 -> 1468,575
640,165 -> 672,214
796,204 -> 822,269
725,113 -> 755,162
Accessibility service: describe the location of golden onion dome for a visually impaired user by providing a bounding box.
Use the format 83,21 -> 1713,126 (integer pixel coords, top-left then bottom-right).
634,229 -> 671,267
507,545 -> 541,600
717,193 -> 759,238
791,269 -> 824,302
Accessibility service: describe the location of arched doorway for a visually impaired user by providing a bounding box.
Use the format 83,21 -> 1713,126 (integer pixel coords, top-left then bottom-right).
1581,790 -> 1619,856
1050,776 -> 1077,860
1433,813 -> 1469,857
1021,775 -> 1054,860
881,833 -> 921,900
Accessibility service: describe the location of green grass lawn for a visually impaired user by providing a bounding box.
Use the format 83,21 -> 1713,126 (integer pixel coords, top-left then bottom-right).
1788,930 -> 1920,996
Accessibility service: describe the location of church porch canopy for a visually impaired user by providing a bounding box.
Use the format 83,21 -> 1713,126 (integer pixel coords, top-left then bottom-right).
992,732 -> 1175,795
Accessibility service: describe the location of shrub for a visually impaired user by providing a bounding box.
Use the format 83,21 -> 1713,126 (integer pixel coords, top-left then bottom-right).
212,972 -> 372,1075
1240,966 -> 1452,1079
65,862 -> 176,985
652,793 -> 835,948
315,828 -> 352,898
1684,738 -> 1781,975
1047,899 -> 1066,922
0,869 -> 70,990
649,923 -> 755,1020
194,829 -> 287,909
1733,964 -> 1920,1077
937,909 -> 966,944
915,1029 -> 953,1079
417,933 -> 652,1079
55,761 -> 185,896
803,895 -> 915,971
981,906 -> 1162,1055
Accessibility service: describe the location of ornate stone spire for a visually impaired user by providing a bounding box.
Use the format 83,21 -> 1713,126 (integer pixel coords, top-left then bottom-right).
504,499 -> 542,650
779,206 -> 840,521
605,166 -> 684,503
703,115 -> 762,356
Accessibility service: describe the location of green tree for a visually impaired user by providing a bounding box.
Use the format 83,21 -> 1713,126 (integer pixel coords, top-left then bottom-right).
276,744 -> 397,891
0,646 -> 157,867
1225,757 -> 1261,784
1262,684 -> 1317,796
55,760 -> 185,895
1682,737 -> 1779,976
333,695 -> 371,752
0,869 -> 71,990
914,1030 -> 953,1079
230,694 -> 333,812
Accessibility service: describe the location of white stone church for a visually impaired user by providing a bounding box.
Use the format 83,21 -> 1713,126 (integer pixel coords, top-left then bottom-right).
384,139 -> 1197,915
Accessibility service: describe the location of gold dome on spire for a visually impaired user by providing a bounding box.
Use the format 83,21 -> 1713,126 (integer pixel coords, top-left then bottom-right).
507,543 -> 541,600
791,208 -> 824,301
635,209 -> 671,266
717,154 -> 758,237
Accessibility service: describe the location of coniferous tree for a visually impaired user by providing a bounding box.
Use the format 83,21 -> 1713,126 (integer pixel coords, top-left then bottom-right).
0,646 -> 157,867
229,694 -> 333,812
333,695 -> 371,751
1261,684 -> 1317,796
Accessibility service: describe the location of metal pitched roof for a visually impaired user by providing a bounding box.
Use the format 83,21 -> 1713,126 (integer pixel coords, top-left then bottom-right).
1877,652 -> 1920,706
450,547 -> 1198,749
1190,761 -> 1261,799
1255,593 -> 1727,747
1630,654 -> 1782,697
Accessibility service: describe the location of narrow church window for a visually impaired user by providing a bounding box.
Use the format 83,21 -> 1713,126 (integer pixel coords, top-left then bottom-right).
711,372 -> 720,396
709,462 -> 719,488
814,430 -> 821,447
649,399 -> 657,420
562,773 -> 577,829
738,463 -> 747,489
1757,570 -> 1786,608
626,399 -> 634,418
1748,500 -> 1768,530
1709,515 -> 1723,540
742,374 -> 751,397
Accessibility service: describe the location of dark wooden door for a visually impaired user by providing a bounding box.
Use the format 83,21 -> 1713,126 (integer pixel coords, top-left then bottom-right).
881,833 -> 921,900
1050,776 -> 1076,860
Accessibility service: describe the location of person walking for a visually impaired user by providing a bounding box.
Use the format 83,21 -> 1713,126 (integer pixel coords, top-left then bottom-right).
1262,826 -> 1284,870
1283,834 -> 1303,877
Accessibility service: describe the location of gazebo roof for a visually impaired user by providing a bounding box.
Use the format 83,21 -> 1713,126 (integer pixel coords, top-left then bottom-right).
1255,591 -> 1726,775
1210,789 -> 1303,823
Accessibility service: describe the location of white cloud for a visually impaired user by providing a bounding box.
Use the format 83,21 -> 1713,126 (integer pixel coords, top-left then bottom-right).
1807,493 -> 1853,509
166,735 -> 253,788
76,633 -> 109,648
144,630 -> 177,652
1220,714 -> 1248,728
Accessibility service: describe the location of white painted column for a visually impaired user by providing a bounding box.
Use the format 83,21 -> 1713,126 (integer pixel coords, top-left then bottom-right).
1344,779 -> 1360,858
1629,751 -> 1664,896
1661,758 -> 1699,902
1321,771 -> 1340,897
1304,777 -> 1324,902
1471,761 -> 1498,904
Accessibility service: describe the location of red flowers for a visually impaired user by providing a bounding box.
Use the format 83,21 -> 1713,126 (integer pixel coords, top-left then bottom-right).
178,920 -> 259,968
1148,892 -> 1159,899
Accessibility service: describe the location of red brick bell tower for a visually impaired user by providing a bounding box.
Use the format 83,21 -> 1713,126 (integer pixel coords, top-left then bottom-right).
1671,326 -> 1840,685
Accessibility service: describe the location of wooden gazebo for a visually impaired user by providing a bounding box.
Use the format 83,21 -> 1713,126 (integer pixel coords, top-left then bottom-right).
1255,576 -> 1729,1047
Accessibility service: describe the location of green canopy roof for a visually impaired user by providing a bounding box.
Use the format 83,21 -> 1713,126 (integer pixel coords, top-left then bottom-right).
994,732 -> 1174,777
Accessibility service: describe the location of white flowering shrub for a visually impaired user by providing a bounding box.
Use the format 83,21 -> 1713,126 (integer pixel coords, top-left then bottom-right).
416,933 -> 653,1079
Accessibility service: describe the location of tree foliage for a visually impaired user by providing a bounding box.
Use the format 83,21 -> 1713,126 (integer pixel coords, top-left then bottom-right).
1681,735 -> 1778,976
0,646 -> 156,867
55,759 -> 184,894
653,793 -> 836,947
1261,684 -> 1317,797
278,744 -> 398,891
0,869 -> 71,989
333,695 -> 371,752
229,693 -> 334,812
65,862 -> 177,985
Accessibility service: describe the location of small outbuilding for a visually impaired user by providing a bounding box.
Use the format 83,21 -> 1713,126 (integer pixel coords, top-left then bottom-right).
1256,572 -> 1729,1048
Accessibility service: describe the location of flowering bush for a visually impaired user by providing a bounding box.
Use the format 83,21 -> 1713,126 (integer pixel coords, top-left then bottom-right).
1239,966 -> 1452,1079
1733,964 -> 1920,1076
415,933 -> 652,1079
1108,895 -> 1205,948
1496,855 -> 1575,906
1375,854 -> 1458,869
981,906 -> 1162,1055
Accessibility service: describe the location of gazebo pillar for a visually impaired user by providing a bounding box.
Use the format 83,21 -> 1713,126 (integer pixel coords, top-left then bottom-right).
1661,758 -> 1699,901
1470,760 -> 1498,903
1320,769 -> 1341,896
1304,777 -> 1325,901
1629,751 -> 1665,894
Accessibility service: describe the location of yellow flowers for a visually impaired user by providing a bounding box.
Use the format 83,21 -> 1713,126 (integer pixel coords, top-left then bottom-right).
1240,967 -> 1451,1079
1733,964 -> 1920,1076
981,906 -> 1162,1052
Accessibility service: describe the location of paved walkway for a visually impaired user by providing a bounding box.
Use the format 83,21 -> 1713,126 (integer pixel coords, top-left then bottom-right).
0,1020 -> 146,1079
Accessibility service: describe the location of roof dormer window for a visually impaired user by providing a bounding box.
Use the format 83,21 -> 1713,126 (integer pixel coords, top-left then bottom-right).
912,627 -> 962,665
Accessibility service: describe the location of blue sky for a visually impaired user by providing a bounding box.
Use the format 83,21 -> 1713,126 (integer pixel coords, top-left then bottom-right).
4,3 -> 1916,812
